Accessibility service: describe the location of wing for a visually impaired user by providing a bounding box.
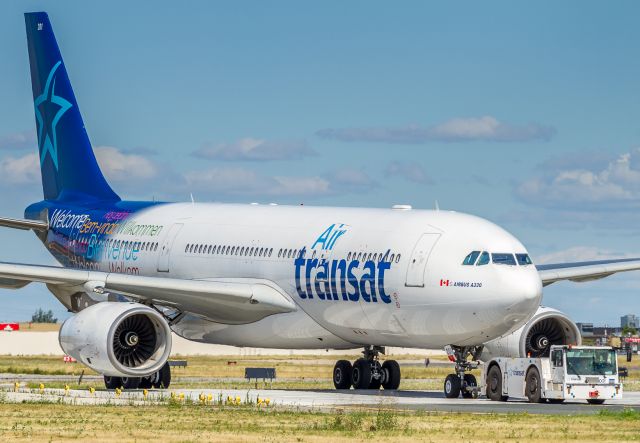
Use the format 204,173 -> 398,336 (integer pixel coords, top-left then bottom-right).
537,258 -> 640,286
0,261 -> 296,324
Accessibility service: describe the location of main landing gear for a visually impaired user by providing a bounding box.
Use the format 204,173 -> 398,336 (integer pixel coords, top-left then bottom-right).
443,345 -> 483,399
104,362 -> 171,390
333,346 -> 401,390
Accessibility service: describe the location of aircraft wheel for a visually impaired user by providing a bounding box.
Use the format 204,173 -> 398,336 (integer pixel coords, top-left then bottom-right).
381,360 -> 401,390
525,367 -> 543,403
333,360 -> 352,389
587,399 -> 605,405
104,375 -> 122,390
152,362 -> 172,389
462,373 -> 477,399
444,374 -> 461,398
351,358 -> 372,390
121,377 -> 140,389
138,376 -> 153,389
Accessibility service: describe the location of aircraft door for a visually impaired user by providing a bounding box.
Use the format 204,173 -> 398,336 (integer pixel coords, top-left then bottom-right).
405,232 -> 441,287
157,223 -> 184,272
551,349 -> 565,383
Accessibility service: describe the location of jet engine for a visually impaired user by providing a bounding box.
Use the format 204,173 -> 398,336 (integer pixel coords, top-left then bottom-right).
480,306 -> 581,361
59,302 -> 172,377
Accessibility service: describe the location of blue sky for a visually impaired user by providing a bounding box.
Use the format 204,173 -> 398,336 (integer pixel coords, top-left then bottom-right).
0,1 -> 639,326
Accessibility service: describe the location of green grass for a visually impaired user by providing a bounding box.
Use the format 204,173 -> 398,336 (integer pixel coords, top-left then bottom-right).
0,403 -> 637,442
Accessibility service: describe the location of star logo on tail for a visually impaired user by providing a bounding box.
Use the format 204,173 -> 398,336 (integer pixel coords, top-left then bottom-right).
34,61 -> 72,170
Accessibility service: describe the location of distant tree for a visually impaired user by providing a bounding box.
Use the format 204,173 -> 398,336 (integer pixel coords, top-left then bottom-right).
31,308 -> 58,324
622,325 -> 638,336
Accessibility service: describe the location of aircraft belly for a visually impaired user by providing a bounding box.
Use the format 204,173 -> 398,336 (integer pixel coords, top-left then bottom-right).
171,310 -> 355,349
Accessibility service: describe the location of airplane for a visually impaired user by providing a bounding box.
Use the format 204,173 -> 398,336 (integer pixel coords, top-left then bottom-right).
1,11 -> 639,397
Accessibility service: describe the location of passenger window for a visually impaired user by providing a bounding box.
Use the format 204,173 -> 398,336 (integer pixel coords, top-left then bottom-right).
516,253 -> 533,266
492,253 -> 516,266
462,251 -> 481,266
476,252 -> 490,266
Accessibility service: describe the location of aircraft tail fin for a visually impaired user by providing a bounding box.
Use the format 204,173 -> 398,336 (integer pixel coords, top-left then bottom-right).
24,12 -> 120,202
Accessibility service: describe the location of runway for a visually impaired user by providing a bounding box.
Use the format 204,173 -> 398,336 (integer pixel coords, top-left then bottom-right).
2,384 -> 638,414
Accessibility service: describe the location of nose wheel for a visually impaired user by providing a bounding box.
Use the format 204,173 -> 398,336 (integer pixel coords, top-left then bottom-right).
443,345 -> 483,399
332,346 -> 401,390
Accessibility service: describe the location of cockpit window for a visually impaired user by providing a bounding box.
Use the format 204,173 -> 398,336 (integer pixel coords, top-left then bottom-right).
516,253 -> 533,266
462,251 -> 481,265
476,251 -> 490,266
492,253 -> 516,266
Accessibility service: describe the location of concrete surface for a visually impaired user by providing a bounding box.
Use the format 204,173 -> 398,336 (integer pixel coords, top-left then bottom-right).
1,385 -> 637,414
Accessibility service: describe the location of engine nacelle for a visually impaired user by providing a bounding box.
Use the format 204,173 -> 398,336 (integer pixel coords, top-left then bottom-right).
59,302 -> 172,377
481,306 -> 581,361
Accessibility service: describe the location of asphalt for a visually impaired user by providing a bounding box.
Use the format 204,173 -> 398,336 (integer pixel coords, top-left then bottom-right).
2,383 -> 638,414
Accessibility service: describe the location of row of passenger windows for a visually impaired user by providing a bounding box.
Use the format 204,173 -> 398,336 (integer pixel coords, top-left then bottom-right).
186,244 -> 274,258
462,251 -> 532,266
185,243 -> 402,263
74,238 -> 159,252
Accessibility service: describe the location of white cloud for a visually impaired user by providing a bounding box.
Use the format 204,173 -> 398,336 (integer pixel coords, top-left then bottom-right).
516,148 -> 640,210
94,146 -> 158,182
184,167 -> 331,198
183,166 -> 377,199
385,161 -> 434,184
193,138 -> 315,161
0,153 -> 40,185
316,116 -> 556,144
0,130 -> 37,151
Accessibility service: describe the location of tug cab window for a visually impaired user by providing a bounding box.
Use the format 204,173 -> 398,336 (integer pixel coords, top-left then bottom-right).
492,253 -> 516,266
516,253 -> 533,266
476,251 -> 490,266
462,251 -> 481,265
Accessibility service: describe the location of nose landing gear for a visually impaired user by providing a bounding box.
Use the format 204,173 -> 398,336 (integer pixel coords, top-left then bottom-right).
332,346 -> 401,390
443,345 -> 483,399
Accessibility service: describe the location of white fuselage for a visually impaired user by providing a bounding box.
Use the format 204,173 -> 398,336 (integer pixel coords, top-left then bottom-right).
82,203 -> 543,350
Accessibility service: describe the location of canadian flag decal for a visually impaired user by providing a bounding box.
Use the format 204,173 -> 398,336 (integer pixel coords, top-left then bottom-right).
440,279 -> 450,287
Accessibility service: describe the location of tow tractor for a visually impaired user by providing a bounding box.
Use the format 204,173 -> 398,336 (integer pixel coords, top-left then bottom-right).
483,345 -> 622,404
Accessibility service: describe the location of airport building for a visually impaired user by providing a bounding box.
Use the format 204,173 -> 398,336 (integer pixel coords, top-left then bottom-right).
621,314 -> 639,329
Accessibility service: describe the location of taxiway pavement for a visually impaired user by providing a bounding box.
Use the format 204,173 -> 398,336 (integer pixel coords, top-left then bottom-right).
2,385 -> 638,414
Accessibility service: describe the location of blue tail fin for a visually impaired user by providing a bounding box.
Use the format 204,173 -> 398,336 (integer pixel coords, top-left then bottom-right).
25,12 -> 120,202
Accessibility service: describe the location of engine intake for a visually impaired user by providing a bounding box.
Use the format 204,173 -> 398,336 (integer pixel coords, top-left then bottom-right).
59,302 -> 172,377
481,306 -> 581,361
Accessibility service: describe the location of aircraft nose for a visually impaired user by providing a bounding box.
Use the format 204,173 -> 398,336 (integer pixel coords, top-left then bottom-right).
500,269 -> 543,325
